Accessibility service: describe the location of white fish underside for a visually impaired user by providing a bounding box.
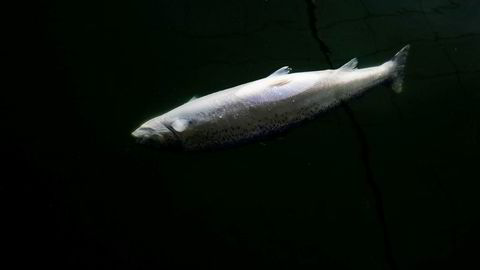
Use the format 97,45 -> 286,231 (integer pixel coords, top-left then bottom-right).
133,45 -> 410,150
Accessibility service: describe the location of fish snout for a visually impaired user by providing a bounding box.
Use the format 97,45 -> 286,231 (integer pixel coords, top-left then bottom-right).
132,127 -> 152,138
131,129 -> 142,138
131,126 -> 169,144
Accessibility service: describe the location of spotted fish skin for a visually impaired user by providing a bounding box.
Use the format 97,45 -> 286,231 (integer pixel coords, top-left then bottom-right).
132,45 -> 410,150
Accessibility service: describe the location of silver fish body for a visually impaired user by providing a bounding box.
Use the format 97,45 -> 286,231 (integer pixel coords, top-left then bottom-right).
132,45 -> 410,150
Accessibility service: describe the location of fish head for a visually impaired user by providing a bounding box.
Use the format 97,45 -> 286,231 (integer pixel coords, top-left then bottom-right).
131,117 -> 178,147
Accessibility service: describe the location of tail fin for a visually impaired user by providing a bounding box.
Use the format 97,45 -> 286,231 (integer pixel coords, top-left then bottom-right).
389,44 -> 410,93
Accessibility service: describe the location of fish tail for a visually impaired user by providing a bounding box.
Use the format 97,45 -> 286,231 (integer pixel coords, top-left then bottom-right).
389,44 -> 410,93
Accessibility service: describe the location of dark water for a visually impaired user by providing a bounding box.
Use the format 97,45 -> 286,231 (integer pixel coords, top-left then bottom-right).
11,0 -> 480,269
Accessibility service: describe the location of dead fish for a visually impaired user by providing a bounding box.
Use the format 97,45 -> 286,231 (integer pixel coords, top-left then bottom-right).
132,45 -> 410,150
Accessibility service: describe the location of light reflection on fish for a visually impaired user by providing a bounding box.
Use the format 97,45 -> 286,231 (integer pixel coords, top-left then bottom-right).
132,45 -> 410,150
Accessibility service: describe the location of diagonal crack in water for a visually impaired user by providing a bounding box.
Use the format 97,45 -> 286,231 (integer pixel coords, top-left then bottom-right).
304,1 -> 398,270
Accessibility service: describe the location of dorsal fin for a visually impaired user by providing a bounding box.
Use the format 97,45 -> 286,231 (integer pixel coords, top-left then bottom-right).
188,96 -> 197,102
268,66 -> 292,77
338,58 -> 358,71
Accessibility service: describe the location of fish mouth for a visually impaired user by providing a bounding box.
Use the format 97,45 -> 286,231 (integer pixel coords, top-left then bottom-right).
131,127 -> 155,138
131,129 -> 141,138
131,125 -> 178,146
131,127 -> 161,144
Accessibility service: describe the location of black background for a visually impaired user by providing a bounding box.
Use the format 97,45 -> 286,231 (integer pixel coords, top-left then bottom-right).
7,0 -> 480,269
